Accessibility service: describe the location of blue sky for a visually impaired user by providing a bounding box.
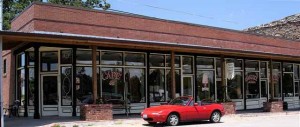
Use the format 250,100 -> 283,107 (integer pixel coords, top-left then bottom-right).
107,0 -> 300,30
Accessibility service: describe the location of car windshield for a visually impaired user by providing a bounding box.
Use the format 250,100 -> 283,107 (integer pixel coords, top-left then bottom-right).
169,97 -> 190,106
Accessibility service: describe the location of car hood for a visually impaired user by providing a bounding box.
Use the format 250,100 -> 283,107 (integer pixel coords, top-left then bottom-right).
143,105 -> 182,112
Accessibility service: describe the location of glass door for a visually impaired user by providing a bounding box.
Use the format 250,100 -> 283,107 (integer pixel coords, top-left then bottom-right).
261,80 -> 268,98
41,75 -> 59,116
182,76 -> 193,96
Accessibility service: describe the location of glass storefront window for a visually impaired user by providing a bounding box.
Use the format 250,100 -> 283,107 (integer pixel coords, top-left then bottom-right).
216,59 -> 222,78
61,50 -> 73,64
295,82 -> 299,97
17,69 -> 25,106
27,52 -> 35,66
260,62 -> 267,78
272,63 -> 281,97
76,67 -> 93,105
61,67 -> 72,106
227,72 -> 243,99
183,56 -> 193,74
149,69 -> 165,102
166,70 -> 181,101
101,51 -> 123,65
234,60 -> 243,70
294,65 -> 299,79
28,68 -> 34,106
77,50 -> 99,65
245,72 -> 259,99
41,52 -> 58,72
283,73 -> 294,97
125,53 -> 145,66
196,57 -> 214,69
166,55 -> 180,68
125,68 -> 145,103
245,61 -> 259,72
101,68 -> 124,103
17,53 -> 25,68
197,70 -> 215,100
149,55 -> 165,67
283,63 -> 293,72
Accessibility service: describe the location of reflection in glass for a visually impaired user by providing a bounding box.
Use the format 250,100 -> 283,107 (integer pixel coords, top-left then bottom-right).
125,68 -> 145,103
216,59 -> 222,78
101,68 -> 124,104
272,63 -> 281,97
283,73 -> 294,97
149,55 -> 165,67
294,65 -> 299,79
197,57 -> 214,69
197,71 -> 215,100
61,50 -> 73,64
149,69 -> 165,102
28,68 -> 34,106
125,53 -> 145,66
76,67 -> 93,105
166,70 -> 181,101
43,76 -> 58,105
27,52 -> 35,66
260,62 -> 267,78
295,82 -> 299,97
183,77 -> 193,96
166,55 -> 180,68
17,53 -> 25,68
261,81 -> 267,98
283,63 -> 293,72
101,52 -> 123,65
227,72 -> 243,99
61,67 -> 72,105
76,50 -> 100,65
245,61 -> 259,72
183,56 -> 193,74
245,72 -> 259,98
234,60 -> 243,70
17,69 -> 25,106
41,52 -> 58,72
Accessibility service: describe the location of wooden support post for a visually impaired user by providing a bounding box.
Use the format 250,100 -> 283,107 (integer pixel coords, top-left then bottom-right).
270,59 -> 274,100
24,52 -> 29,117
72,47 -> 77,116
33,45 -> 40,119
171,51 -> 176,99
221,56 -> 227,102
92,46 -> 98,104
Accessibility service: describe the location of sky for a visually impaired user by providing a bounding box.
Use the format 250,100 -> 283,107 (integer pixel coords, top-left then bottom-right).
106,0 -> 300,30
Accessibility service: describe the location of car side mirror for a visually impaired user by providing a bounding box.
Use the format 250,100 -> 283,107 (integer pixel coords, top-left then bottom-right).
194,103 -> 199,106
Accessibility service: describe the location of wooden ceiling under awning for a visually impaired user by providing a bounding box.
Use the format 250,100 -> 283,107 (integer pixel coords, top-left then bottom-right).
1,31 -> 300,62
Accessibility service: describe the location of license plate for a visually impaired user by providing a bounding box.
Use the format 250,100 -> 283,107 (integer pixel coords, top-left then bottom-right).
143,114 -> 148,118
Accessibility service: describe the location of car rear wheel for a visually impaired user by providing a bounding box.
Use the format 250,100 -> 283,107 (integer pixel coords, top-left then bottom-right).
167,113 -> 180,126
210,111 -> 221,123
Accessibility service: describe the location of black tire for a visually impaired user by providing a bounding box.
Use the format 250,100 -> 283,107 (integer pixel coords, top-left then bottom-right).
210,111 -> 221,123
148,122 -> 156,125
166,113 -> 180,126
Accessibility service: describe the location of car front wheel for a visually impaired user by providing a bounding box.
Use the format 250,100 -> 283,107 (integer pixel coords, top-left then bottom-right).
167,113 -> 180,126
210,111 -> 221,123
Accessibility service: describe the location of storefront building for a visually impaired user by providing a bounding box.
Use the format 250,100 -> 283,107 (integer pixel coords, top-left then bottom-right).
1,2 -> 300,118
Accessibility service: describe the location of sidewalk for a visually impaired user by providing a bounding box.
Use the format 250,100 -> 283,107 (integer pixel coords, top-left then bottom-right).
4,110 -> 300,127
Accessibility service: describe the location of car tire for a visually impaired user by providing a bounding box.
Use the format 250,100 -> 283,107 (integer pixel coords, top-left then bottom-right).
210,111 -> 221,123
167,113 -> 180,126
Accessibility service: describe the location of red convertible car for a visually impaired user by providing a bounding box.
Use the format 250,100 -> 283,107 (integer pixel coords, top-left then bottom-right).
141,96 -> 225,126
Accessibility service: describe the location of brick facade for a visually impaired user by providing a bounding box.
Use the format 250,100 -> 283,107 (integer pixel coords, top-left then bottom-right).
11,2 -> 300,58
2,50 -> 15,110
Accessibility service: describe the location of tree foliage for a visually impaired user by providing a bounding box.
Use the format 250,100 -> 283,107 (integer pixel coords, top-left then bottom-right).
3,0 -> 111,30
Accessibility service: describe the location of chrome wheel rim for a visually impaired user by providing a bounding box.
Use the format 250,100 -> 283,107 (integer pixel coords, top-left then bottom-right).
212,112 -> 220,122
169,115 -> 179,125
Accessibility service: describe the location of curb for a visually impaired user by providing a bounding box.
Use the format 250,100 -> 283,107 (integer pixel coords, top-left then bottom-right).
235,111 -> 300,117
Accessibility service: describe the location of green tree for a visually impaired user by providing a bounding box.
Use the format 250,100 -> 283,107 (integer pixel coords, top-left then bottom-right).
3,0 -> 110,30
